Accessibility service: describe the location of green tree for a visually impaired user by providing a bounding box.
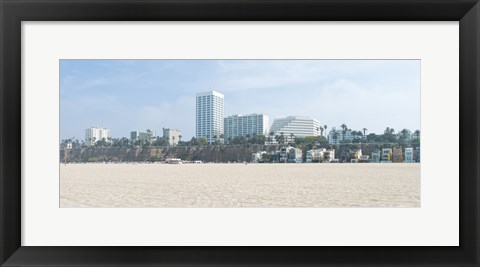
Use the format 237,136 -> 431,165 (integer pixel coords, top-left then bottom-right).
414,130 -> 420,138
213,135 -> 222,145
340,123 -> 348,142
400,129 -> 411,140
382,127 -> 396,143
152,137 -> 168,147
249,133 -> 258,144
332,131 -> 338,144
411,130 -> 421,145
94,138 -> 109,148
189,137 -> 198,146
198,137 -> 208,146
232,136 -> 246,145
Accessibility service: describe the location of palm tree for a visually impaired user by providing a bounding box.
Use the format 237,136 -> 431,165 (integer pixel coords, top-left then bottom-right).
362,128 -> 367,138
340,123 -> 348,142
323,125 -> 328,137
320,126 -> 324,136
88,137 -> 96,147
178,135 -> 182,143
400,129 -> 411,139
289,133 -> 295,144
332,131 -> 338,144
269,131 -> 275,145
383,127 -> 396,143
384,127 -> 395,135
356,131 -> 363,142
251,133 -> 258,144
384,127 -> 394,135
414,130 -> 420,138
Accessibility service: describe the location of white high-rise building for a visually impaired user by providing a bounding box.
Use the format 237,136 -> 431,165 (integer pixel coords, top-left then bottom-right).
270,116 -> 321,141
85,127 -> 110,146
196,91 -> 224,144
327,127 -> 354,144
224,113 -> 269,141
163,128 -> 181,146
131,129 -> 156,144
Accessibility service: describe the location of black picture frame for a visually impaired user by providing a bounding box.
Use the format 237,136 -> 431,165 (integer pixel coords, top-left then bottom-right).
1,0 -> 479,266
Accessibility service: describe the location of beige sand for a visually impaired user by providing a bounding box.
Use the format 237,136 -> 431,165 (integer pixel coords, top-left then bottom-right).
60,163 -> 420,208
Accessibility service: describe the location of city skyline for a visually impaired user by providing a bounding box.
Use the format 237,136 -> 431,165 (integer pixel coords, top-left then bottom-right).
60,60 -> 420,140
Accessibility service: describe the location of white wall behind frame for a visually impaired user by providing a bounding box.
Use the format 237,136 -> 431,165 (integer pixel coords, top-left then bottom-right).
22,22 -> 459,246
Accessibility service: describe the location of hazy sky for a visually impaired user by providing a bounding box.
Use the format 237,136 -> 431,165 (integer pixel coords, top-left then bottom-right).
60,60 -> 420,140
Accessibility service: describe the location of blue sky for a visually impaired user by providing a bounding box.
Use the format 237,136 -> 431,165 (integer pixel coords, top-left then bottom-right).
60,60 -> 420,141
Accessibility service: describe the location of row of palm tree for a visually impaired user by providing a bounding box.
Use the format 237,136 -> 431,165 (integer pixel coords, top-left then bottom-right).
61,135 -> 186,149
326,123 -> 420,145
62,124 -> 420,150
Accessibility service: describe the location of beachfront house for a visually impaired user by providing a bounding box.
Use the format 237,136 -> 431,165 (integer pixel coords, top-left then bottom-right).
306,148 -> 326,163
252,151 -> 268,163
404,147 -> 414,163
350,149 -> 362,160
278,147 -> 289,163
340,149 -> 352,163
393,147 -> 403,163
358,155 -> 370,163
287,147 -> 303,163
323,149 -> 335,162
371,150 -> 381,163
381,148 -> 392,163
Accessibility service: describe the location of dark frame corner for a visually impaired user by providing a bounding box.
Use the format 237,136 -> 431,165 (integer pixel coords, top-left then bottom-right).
1,0 -> 479,266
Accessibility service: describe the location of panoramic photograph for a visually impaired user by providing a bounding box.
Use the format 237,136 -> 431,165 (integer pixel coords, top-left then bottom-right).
60,59 -> 421,208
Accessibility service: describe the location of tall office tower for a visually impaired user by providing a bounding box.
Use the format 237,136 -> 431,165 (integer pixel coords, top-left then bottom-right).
85,127 -> 110,146
196,91 -> 224,144
224,113 -> 269,141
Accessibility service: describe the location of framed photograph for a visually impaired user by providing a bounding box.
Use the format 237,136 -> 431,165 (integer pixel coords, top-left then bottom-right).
1,0 -> 479,266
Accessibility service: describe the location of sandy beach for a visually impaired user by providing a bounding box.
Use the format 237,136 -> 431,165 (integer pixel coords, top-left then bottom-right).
60,163 -> 420,208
